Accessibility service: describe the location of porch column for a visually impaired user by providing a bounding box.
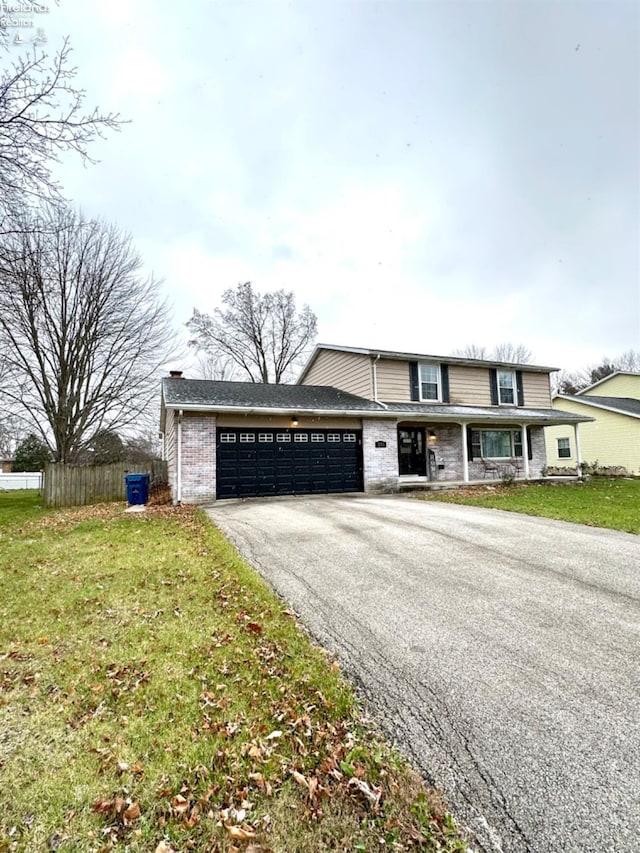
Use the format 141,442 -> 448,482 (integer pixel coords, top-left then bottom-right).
574,422 -> 583,477
460,423 -> 469,483
521,423 -> 530,479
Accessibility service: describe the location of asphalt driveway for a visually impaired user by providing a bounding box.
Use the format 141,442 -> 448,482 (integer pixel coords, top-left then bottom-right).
205,495 -> 640,853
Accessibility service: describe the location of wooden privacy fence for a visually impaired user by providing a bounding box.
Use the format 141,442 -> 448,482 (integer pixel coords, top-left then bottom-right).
43,460 -> 168,508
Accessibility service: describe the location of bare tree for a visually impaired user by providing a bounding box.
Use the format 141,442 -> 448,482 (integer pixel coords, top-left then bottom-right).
550,369 -> 588,396
194,349 -> 239,381
0,207 -> 178,462
551,350 -> 640,395
452,342 -> 534,363
493,342 -> 533,364
187,282 -> 318,383
0,414 -> 24,458
451,344 -> 489,360
0,37 -> 122,225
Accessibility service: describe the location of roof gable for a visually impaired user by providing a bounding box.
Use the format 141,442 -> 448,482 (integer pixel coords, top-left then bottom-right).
578,371 -> 640,397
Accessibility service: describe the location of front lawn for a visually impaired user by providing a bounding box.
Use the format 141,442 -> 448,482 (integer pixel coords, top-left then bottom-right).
0,492 -> 466,852
418,477 -> 640,534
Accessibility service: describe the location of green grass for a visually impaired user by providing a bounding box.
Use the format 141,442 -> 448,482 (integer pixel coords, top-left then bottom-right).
418,477 -> 640,533
0,492 -> 466,852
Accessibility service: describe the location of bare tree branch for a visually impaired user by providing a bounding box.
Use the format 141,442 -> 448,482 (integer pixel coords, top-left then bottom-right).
0,206 -> 179,462
0,36 -> 123,226
187,282 -> 318,383
451,342 -> 534,363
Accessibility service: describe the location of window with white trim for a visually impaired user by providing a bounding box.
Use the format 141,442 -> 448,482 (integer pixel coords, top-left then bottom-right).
294,433 -> 308,442
240,433 -> 255,443
220,433 -> 236,443
419,363 -> 441,401
557,437 -> 571,458
327,433 -> 341,442
258,433 -> 274,443
497,370 -> 516,405
471,429 -> 523,459
343,433 -> 356,442
276,433 -> 291,442
311,434 -> 324,442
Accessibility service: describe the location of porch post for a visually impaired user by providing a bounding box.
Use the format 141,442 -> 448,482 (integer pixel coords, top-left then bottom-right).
574,422 -> 582,478
461,423 -> 469,483
521,423 -> 530,479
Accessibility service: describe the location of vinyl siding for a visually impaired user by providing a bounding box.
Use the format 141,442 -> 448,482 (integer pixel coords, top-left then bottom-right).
581,374 -> 640,399
216,414 -> 361,429
546,398 -> 640,473
302,350 -> 373,398
522,372 -> 552,407
448,365 -> 492,405
376,359 -> 411,401
164,407 -> 176,497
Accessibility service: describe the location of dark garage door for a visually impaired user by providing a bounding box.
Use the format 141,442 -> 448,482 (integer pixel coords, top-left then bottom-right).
216,428 -> 363,499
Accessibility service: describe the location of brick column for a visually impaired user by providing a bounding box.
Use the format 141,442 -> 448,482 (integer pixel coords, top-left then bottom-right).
180,415 -> 217,503
362,419 -> 399,493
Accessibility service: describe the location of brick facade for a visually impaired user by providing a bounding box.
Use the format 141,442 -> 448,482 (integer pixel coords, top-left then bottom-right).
180,414 -> 217,503
362,419 -> 399,493
167,414 -> 548,503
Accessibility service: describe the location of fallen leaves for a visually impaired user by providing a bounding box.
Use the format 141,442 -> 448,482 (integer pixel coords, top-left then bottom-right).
92,794 -> 142,832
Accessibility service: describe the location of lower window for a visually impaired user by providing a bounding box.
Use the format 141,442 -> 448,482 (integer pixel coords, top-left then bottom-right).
471,429 -> 523,458
557,437 -> 571,458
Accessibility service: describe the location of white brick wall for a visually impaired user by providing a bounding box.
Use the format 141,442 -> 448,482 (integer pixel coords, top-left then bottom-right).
362,419 -> 399,493
180,415 -> 217,503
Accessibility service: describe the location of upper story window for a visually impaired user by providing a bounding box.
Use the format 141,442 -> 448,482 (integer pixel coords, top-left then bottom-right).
497,370 -> 516,405
410,361 -> 450,403
419,363 -> 441,401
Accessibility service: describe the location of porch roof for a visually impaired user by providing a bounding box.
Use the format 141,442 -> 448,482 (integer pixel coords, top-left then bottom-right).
382,402 -> 593,426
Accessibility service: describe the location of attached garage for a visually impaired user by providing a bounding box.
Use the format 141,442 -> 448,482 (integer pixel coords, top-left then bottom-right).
160,377 -> 383,503
216,427 -> 363,499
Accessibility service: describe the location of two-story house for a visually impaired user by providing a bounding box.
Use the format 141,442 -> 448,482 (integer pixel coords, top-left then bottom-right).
545,371 -> 640,474
160,343 -> 591,503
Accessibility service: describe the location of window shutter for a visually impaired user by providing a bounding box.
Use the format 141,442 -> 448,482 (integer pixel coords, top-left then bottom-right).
527,427 -> 533,460
466,426 -> 474,461
489,369 -> 498,405
516,371 -> 525,406
409,362 -> 419,401
441,364 -> 450,403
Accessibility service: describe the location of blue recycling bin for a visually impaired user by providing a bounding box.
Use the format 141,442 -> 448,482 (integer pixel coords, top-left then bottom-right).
125,473 -> 149,505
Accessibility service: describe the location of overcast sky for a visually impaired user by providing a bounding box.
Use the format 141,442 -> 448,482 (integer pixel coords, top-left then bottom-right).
13,0 -> 640,372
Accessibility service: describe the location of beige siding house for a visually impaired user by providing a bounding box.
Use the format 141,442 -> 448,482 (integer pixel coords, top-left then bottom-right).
545,372 -> 640,474
296,344 -> 586,488
159,344 -> 590,503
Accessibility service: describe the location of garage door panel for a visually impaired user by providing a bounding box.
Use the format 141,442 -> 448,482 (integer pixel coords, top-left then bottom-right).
216,428 -> 362,499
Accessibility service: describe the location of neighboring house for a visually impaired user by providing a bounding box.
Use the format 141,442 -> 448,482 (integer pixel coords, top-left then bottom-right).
160,345 -> 590,503
1,458 -> 13,473
545,372 -> 640,474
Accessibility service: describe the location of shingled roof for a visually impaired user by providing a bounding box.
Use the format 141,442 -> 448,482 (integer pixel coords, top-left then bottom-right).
161,377 -> 592,428
558,395 -> 640,418
161,378 -> 384,412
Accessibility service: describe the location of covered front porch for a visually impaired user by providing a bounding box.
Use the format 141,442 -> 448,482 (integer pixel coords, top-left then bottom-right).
395,414 -> 587,485
361,407 -> 591,495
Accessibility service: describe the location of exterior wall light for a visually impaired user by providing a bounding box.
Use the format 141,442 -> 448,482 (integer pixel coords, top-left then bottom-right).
427,430 -> 437,445
291,416 -> 299,427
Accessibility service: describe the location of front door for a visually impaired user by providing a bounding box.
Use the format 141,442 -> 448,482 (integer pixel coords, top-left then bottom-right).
398,427 -> 427,476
